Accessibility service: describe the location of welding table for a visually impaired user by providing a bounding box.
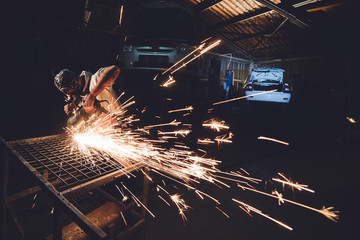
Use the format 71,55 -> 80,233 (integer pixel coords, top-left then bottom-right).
0,134 -> 149,240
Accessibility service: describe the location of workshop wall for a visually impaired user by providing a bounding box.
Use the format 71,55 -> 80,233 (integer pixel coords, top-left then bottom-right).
257,55 -> 354,113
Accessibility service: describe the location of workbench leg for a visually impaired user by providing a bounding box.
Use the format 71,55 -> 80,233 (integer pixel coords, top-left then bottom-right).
53,206 -> 63,240
141,168 -> 150,220
0,149 -> 9,240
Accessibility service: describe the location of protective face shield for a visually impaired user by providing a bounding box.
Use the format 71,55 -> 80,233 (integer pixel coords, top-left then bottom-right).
54,69 -> 80,94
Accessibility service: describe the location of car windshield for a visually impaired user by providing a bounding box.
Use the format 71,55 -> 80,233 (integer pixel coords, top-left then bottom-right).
253,79 -> 280,84
134,8 -> 194,41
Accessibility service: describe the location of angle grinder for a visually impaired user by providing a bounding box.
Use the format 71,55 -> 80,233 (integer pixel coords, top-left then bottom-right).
67,98 -> 109,129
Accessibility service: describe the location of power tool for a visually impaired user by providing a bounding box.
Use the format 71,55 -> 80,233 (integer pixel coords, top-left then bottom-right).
66,95 -> 109,129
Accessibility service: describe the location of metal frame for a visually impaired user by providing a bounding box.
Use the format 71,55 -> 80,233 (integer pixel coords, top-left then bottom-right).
0,134 -> 148,240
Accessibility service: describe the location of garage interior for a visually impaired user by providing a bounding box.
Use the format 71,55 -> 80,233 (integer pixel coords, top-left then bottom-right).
1,0 -> 360,239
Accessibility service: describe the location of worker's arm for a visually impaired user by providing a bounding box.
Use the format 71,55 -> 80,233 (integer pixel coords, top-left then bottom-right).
83,65 -> 120,113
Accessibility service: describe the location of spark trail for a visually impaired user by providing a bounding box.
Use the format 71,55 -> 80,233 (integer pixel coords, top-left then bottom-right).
67,99 -> 338,229
65,38 -> 338,230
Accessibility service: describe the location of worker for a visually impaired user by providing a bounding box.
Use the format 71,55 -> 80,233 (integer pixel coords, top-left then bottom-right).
54,65 -> 121,115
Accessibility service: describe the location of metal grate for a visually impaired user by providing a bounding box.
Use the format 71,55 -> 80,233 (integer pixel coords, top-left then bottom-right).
8,134 -> 124,193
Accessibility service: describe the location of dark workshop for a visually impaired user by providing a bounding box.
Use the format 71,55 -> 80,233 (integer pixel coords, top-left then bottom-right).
1,0 -> 360,239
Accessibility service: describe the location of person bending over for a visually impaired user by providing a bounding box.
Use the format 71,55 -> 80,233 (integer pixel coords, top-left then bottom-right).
54,65 -> 121,115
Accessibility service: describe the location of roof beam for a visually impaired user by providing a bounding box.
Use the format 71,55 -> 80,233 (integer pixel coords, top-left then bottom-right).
225,22 -> 299,41
216,7 -> 270,29
231,32 -> 273,42
194,0 -> 224,14
255,0 -> 311,29
297,0 -> 348,12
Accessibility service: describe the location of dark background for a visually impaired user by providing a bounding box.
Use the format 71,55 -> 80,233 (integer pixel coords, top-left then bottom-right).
1,1 -> 360,240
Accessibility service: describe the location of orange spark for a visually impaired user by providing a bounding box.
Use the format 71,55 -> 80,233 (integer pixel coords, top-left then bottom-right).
168,106 -> 193,113
203,119 -> 230,132
233,199 -> 293,231
258,136 -> 289,145
346,117 -> 357,123
216,206 -> 230,219
213,90 -> 277,105
272,177 -> 315,193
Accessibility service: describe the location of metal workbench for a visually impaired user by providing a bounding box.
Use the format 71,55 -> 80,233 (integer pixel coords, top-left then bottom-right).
0,134 -> 149,240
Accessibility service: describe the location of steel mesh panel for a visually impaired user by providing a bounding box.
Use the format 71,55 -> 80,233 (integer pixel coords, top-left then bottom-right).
8,134 -> 123,192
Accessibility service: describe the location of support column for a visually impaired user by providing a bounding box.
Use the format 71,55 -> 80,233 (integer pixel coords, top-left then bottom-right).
53,206 -> 63,240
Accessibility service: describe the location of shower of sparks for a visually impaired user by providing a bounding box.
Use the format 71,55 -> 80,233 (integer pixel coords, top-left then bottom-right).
232,198 -> 293,231
212,90 -> 277,105
67,101 -> 339,227
257,136 -> 290,146
67,95 -> 238,220
66,33 -> 339,229
346,117 -> 357,123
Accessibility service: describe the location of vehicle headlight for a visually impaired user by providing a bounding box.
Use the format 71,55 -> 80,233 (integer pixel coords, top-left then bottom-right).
122,45 -> 134,53
177,45 -> 190,53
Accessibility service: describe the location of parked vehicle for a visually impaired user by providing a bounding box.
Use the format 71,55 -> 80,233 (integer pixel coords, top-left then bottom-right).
244,67 -> 291,104
117,2 -> 196,72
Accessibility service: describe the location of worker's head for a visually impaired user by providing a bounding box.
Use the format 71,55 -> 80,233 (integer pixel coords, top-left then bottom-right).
54,69 -> 80,95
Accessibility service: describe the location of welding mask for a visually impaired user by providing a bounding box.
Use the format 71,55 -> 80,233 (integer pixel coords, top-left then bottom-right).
54,69 -> 80,95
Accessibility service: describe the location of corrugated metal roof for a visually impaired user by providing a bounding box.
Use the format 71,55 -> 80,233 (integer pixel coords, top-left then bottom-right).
182,0 -> 353,60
